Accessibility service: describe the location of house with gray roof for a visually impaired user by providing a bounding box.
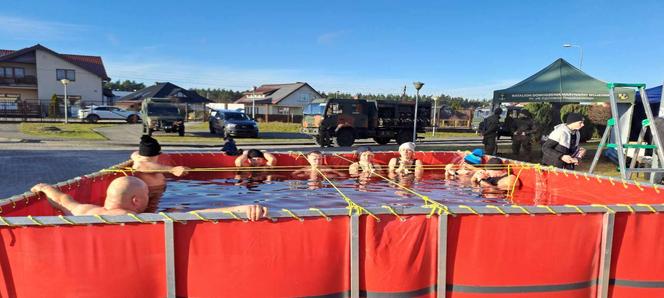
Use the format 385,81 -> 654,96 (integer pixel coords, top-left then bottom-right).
0,44 -> 110,108
234,82 -> 322,121
115,82 -> 210,110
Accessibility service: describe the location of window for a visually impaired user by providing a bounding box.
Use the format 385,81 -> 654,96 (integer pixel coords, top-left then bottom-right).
326,103 -> 342,116
0,67 -> 25,78
56,69 -> 75,81
14,68 -> 24,78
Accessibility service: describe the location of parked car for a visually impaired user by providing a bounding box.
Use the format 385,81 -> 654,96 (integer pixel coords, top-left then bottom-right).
209,110 -> 259,138
78,106 -> 140,123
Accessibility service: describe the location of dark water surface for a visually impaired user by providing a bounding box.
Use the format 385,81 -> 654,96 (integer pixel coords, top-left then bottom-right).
158,171 -> 528,212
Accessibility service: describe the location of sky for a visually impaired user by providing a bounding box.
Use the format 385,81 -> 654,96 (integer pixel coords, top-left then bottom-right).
1,0 -> 663,99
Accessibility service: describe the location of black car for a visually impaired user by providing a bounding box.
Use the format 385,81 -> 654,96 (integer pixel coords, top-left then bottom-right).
209,110 -> 259,138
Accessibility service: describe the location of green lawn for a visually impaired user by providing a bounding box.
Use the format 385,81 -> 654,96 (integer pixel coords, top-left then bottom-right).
186,121 -> 302,133
19,123 -> 112,140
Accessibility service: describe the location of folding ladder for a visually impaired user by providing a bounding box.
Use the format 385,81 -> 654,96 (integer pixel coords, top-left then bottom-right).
588,83 -> 664,182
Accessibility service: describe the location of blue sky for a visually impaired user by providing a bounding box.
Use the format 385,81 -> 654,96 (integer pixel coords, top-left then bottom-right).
2,0 -> 663,99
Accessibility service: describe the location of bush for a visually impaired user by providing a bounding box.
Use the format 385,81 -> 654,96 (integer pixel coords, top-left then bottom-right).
523,102 -> 552,140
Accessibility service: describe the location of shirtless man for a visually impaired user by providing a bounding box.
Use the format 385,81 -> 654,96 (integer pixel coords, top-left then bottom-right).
31,177 -> 268,221
349,146 -> 383,177
471,157 -> 520,191
131,135 -> 189,212
292,151 -> 345,182
388,142 -> 423,178
235,149 -> 277,167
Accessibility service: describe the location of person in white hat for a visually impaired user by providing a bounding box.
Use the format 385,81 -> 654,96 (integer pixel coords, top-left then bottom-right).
388,142 -> 423,178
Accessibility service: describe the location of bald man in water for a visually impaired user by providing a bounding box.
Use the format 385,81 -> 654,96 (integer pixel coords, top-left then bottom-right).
31,176 -> 268,220
31,176 -> 149,216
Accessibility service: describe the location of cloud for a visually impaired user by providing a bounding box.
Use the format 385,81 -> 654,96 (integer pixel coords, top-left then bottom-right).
317,30 -> 347,45
0,15 -> 89,41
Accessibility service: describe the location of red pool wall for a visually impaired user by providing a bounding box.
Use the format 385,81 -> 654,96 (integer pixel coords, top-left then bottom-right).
1,152 -> 663,297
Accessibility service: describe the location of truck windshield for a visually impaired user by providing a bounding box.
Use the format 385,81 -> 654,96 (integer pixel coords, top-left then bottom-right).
147,104 -> 180,116
224,112 -> 250,120
304,103 -> 326,115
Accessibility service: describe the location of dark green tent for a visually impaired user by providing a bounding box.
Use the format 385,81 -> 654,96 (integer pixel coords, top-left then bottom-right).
492,58 -> 635,106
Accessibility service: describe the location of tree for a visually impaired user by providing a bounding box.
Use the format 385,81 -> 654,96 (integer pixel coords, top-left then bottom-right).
104,80 -> 146,91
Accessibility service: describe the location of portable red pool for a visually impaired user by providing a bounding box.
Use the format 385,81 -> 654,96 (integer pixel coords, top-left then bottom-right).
0,151 -> 663,298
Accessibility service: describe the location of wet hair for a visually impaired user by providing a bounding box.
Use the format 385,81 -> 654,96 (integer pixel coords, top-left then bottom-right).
247,149 -> 264,159
307,150 -> 322,156
486,157 -> 503,165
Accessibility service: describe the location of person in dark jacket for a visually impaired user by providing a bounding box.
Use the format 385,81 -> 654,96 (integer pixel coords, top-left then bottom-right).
482,108 -> 502,155
541,112 -> 587,169
510,110 -> 536,159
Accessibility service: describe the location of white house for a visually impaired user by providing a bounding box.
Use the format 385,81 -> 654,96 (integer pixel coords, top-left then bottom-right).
0,44 -> 109,108
234,82 -> 322,121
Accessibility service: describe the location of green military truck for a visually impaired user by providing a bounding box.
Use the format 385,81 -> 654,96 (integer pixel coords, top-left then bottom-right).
301,98 -> 431,147
141,98 -> 186,136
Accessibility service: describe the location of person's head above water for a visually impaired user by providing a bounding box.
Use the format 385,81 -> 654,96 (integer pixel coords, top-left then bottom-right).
399,142 -> 416,159
357,146 -> 374,162
464,148 -> 484,165
139,135 -> 161,157
306,150 -> 323,166
104,176 -> 149,213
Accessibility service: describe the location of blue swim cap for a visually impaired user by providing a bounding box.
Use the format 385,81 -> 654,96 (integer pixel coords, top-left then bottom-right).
464,148 -> 484,165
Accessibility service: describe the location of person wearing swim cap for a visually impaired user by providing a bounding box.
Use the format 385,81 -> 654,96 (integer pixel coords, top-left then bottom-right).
349,146 -> 383,177
445,148 -> 484,179
131,135 -> 189,212
388,142 -> 423,178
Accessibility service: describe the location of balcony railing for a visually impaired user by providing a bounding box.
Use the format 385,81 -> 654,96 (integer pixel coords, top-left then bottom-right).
0,75 -> 38,86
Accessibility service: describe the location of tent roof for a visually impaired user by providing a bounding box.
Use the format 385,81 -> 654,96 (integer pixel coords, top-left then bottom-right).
636,85 -> 662,104
493,58 -> 634,104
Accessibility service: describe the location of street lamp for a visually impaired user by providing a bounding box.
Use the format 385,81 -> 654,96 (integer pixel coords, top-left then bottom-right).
563,43 -> 583,69
432,95 -> 440,137
412,81 -> 424,143
251,86 -> 257,119
60,79 -> 70,124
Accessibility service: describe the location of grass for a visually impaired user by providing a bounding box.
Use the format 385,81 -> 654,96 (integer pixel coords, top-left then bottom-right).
19,123 -> 113,140
186,121 -> 302,133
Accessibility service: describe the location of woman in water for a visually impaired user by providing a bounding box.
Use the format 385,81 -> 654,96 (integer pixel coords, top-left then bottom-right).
388,142 -> 423,178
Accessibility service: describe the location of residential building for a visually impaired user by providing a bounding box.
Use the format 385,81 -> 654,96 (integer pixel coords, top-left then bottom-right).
234,82 -> 322,122
115,82 -> 210,110
0,44 -> 109,109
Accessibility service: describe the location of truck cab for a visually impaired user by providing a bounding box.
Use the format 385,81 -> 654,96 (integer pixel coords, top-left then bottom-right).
140,98 -> 186,136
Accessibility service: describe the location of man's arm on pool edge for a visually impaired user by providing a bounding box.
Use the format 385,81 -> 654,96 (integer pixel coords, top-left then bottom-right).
198,204 -> 268,221
30,183 -> 114,216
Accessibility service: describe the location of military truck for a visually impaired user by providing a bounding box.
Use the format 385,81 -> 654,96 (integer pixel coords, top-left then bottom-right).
141,98 -> 186,136
301,98 -> 431,147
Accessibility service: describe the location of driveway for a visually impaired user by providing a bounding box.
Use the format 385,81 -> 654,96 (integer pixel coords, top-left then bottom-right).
94,124 -> 143,143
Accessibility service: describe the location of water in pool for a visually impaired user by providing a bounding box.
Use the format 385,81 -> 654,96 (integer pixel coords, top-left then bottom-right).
158,171 -> 521,212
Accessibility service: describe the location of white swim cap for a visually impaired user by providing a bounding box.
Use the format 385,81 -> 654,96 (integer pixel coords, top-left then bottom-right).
399,142 -> 416,151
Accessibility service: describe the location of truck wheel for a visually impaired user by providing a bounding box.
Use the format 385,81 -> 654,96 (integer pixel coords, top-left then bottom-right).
373,137 -> 391,145
178,125 -> 185,136
209,124 -> 216,134
334,129 -> 355,147
396,130 -> 413,145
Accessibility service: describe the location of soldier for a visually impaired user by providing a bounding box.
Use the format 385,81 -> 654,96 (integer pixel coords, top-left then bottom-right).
510,110 -> 536,159
481,108 -> 502,155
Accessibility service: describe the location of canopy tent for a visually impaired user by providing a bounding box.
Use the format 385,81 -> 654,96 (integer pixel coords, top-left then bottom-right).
492,58 -> 635,106
629,85 -> 663,140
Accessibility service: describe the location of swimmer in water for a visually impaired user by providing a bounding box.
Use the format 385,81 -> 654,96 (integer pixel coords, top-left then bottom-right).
471,157 -> 520,191
445,148 -> 484,180
388,142 -> 423,179
235,149 -> 277,167
349,146 -> 383,178
292,151 -> 345,188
